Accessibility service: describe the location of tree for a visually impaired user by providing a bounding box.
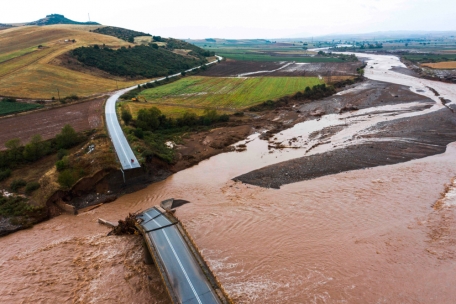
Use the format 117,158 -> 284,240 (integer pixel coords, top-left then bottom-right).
23,134 -> 48,162
5,138 -> 22,162
121,109 -> 132,125
136,107 -> 162,131
55,124 -> 79,149
58,169 -> 77,188
203,108 -> 219,124
177,111 -> 198,127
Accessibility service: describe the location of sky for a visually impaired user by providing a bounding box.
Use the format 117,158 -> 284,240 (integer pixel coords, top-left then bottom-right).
1,0 -> 456,39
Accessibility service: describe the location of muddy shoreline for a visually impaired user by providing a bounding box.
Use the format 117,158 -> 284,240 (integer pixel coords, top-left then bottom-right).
236,85 -> 456,188
2,77 -> 451,236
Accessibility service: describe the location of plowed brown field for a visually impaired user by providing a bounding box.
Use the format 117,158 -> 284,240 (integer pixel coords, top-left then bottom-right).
0,97 -> 105,150
201,59 -> 362,77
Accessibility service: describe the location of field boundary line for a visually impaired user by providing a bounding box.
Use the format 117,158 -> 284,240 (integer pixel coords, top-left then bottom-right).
0,48 -> 59,79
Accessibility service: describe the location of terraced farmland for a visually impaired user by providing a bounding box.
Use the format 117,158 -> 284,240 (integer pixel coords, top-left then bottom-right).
138,76 -> 323,111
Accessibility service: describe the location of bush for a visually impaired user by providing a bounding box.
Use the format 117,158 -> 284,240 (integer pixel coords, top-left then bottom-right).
58,169 -> 78,188
219,114 -> 230,122
134,128 -> 144,139
63,94 -> 79,102
57,149 -> 68,160
0,169 -> 11,182
55,124 -> 80,149
55,157 -> 69,172
1,97 -> 16,103
25,181 -> 40,195
0,194 -> 34,217
10,179 -> 26,192
121,109 -> 132,125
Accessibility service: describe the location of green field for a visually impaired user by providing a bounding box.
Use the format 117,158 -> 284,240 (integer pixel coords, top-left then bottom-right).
138,76 -> 323,110
402,54 -> 456,63
0,47 -> 38,64
0,101 -> 43,116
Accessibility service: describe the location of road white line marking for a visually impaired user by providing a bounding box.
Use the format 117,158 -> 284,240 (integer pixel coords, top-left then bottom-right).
143,212 -> 203,304
108,111 -> 132,169
106,57 -> 222,170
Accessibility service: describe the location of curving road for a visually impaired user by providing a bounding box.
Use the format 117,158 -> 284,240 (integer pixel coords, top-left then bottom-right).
105,56 -> 222,170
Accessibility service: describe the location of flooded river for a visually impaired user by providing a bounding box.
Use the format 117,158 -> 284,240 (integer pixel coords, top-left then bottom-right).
1,53 -> 456,303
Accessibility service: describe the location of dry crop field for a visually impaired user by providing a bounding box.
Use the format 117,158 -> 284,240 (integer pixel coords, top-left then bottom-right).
422,61 -> 456,69
0,25 -> 143,99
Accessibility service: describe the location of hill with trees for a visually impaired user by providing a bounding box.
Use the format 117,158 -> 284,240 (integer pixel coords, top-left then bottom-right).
93,26 -> 151,42
71,42 -> 211,78
27,14 -> 99,26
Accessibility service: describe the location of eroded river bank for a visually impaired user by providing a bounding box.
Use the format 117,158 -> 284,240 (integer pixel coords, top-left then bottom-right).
1,53 -> 456,303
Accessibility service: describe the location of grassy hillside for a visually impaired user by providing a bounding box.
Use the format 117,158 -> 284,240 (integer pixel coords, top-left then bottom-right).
0,24 -> 215,98
0,25 -> 145,98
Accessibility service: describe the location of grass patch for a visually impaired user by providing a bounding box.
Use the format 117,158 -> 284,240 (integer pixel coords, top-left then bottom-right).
139,76 -> 323,110
0,101 -> 43,116
0,46 -> 38,63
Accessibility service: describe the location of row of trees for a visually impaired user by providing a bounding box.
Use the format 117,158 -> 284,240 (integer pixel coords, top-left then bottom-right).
249,84 -> 337,112
92,26 -> 151,42
123,107 -> 229,132
0,125 -> 82,171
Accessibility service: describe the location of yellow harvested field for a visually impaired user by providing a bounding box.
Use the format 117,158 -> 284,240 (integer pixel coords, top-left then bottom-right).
422,61 -> 456,69
0,25 -> 147,98
172,49 -> 192,56
134,36 -> 153,44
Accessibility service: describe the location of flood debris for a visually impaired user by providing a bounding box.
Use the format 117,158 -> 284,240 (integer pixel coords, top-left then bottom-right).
107,213 -> 140,236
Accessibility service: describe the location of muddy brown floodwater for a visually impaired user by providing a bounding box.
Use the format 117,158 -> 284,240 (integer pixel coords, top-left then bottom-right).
1,53 -> 456,303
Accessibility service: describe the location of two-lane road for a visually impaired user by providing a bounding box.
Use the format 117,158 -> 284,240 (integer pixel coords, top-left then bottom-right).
105,56 -> 222,170
138,208 -> 222,304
